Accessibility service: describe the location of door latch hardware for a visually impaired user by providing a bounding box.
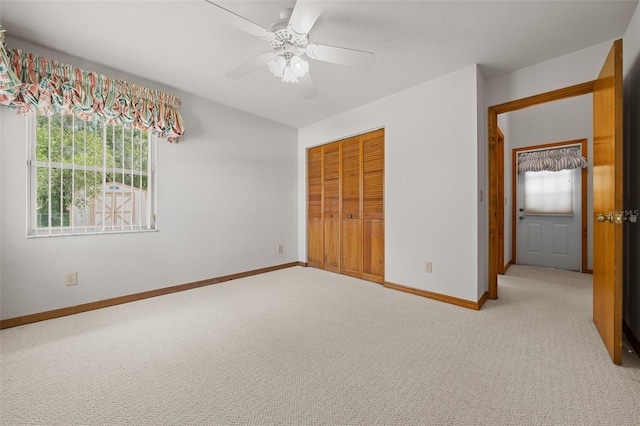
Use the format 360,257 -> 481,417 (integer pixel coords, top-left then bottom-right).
618,214 -> 638,223
597,213 -> 613,223
598,212 -> 639,224
614,212 -> 624,224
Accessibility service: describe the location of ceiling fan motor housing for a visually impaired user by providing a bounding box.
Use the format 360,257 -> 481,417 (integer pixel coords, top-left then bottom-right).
268,8 -> 308,58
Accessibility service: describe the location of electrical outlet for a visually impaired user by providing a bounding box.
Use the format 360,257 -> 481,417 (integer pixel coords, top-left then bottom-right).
278,244 -> 284,254
65,272 -> 78,286
424,261 -> 432,273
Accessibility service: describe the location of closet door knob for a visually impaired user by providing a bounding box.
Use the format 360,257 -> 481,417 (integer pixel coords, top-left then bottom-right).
349,214 -> 353,218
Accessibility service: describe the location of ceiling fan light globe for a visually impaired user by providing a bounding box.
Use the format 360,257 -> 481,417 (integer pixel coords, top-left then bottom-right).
290,56 -> 309,78
267,56 -> 286,78
282,66 -> 299,83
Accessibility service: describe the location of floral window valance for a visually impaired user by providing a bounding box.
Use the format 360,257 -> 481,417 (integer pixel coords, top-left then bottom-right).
517,146 -> 588,174
0,26 -> 184,143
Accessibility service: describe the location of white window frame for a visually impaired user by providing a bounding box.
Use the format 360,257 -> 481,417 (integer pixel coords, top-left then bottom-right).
26,113 -> 158,237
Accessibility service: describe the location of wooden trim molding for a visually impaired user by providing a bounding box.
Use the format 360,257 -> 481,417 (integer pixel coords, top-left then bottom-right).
477,291 -> 488,310
490,81 -> 596,115
0,262 -> 302,329
623,321 -> 640,358
503,260 -> 513,273
488,109 -> 499,299
384,281 -> 488,310
497,127 -> 505,275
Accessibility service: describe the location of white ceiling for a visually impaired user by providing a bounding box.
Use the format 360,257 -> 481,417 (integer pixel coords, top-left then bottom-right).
1,0 -> 637,129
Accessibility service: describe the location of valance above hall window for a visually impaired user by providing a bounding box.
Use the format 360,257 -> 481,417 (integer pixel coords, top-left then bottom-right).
517,146 -> 588,174
0,26 -> 184,143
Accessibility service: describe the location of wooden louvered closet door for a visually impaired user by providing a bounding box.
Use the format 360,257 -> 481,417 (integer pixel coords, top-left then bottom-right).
362,129 -> 384,283
306,129 -> 384,283
307,146 -> 323,268
323,142 -> 341,273
341,136 -> 362,278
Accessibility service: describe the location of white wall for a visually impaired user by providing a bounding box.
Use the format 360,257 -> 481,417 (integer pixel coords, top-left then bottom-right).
623,1 -> 640,341
499,95 -> 593,270
476,66 -> 488,299
485,40 -> 614,108
298,64 -> 482,302
0,39 -> 298,320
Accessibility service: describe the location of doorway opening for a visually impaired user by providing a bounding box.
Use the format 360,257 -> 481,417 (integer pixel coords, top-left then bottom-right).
487,81 -> 595,299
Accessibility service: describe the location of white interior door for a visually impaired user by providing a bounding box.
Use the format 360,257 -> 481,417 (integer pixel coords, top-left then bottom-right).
516,166 -> 581,271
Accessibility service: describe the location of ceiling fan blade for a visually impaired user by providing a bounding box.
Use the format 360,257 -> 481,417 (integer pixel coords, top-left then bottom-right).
204,0 -> 271,39
306,43 -> 375,69
225,52 -> 275,80
299,73 -> 318,99
288,0 -> 326,35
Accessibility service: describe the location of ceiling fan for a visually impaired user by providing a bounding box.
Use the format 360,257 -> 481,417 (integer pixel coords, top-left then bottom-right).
204,0 -> 376,99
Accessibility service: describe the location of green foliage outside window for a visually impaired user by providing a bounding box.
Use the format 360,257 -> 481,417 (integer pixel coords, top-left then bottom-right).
35,113 -> 149,227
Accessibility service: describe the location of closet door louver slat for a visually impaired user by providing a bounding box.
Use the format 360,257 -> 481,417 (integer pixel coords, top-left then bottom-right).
323,142 -> 341,272
307,147 -> 324,268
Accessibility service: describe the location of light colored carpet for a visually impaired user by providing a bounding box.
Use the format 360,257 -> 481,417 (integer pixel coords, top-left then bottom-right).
1,265 -> 639,425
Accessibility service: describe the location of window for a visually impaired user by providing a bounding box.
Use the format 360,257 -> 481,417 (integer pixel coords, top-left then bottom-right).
523,169 -> 573,215
27,112 -> 157,236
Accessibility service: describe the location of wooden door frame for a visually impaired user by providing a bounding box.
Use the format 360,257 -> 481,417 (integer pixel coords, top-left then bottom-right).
511,139 -> 590,273
488,81 -> 595,299
497,128 -> 505,274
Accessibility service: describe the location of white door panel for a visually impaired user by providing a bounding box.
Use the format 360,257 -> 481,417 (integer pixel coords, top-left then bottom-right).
525,222 -> 542,253
552,223 -> 570,255
517,167 -> 581,271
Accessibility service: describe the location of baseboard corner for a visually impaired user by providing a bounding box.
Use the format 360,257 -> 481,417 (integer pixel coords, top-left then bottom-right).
477,291 -> 489,309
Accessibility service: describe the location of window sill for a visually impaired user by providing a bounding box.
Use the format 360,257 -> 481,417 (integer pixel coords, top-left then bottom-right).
27,228 -> 158,238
